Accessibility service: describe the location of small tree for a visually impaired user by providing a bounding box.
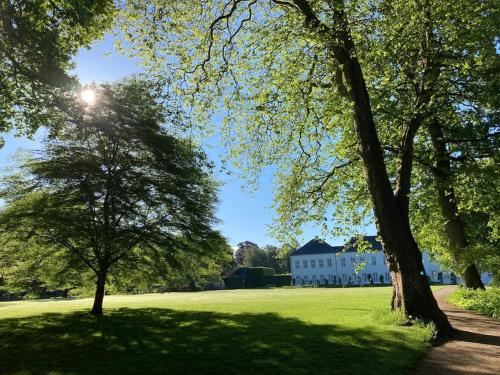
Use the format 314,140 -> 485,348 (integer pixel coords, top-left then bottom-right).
0,80 -> 223,315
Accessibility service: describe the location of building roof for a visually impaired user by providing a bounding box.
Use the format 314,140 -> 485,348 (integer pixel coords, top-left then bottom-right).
290,236 -> 382,256
342,235 -> 383,253
290,238 -> 342,256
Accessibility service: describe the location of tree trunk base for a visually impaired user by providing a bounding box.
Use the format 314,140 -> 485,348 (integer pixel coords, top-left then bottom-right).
461,264 -> 485,290
91,272 -> 107,316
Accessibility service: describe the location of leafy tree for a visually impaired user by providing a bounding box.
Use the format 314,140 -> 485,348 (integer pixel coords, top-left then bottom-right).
0,236 -> 92,297
0,0 -> 114,137
0,79 -> 223,315
362,0 -> 498,289
234,241 -> 259,266
243,244 -> 285,272
118,0 -> 454,334
277,241 -> 300,273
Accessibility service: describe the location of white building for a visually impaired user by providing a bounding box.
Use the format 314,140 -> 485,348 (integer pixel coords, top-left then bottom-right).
290,236 -> 492,286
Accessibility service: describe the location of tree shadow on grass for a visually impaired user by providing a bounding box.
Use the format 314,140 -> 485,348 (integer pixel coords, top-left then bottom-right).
0,308 -> 425,374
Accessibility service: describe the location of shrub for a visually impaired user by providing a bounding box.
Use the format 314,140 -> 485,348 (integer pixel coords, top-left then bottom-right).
223,277 -> 244,289
243,267 -> 274,288
448,287 -> 500,319
264,274 -> 291,287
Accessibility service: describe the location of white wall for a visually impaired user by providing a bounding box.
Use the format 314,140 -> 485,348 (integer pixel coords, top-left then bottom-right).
290,251 -> 492,286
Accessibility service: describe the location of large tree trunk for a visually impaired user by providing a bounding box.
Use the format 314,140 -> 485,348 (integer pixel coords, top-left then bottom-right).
292,0 -> 452,336
91,270 -> 108,316
329,14 -> 452,338
462,264 -> 485,289
428,120 -> 485,290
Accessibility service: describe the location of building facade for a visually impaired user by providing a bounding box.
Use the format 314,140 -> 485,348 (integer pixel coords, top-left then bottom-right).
290,236 -> 492,286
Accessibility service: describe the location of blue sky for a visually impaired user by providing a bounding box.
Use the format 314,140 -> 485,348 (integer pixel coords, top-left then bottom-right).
0,34 -> 375,248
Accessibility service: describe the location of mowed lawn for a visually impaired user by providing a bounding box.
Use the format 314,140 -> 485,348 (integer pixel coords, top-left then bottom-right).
0,287 -> 436,374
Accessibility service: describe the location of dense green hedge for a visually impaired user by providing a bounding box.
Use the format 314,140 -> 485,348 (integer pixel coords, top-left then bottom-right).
224,267 -> 277,289
245,267 -> 274,288
264,274 -> 291,287
223,277 -> 245,289
448,287 -> 500,319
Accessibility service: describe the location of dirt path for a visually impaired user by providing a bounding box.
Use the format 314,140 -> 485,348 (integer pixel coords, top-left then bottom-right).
414,286 -> 500,374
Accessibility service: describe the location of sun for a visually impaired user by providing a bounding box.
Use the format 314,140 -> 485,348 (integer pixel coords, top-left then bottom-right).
80,88 -> 96,106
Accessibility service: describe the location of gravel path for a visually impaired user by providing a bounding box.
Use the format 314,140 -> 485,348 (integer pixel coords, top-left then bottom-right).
414,286 -> 500,375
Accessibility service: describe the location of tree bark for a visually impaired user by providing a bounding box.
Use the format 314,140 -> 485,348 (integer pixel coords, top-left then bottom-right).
289,0 -> 452,336
462,264 -> 485,289
428,120 -> 485,290
327,10 -> 452,337
91,270 -> 108,316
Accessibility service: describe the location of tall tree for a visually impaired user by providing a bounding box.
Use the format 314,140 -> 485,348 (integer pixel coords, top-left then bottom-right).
362,0 -> 498,289
118,1 -> 453,334
0,0 -> 114,137
0,79 -> 224,315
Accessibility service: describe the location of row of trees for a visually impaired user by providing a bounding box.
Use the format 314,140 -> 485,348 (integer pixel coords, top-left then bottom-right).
116,0 -> 498,337
0,0 -> 497,338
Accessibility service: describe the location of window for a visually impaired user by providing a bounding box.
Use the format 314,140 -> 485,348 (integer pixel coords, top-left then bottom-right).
383,256 -> 386,265
320,274 -> 324,281
432,271 -> 437,280
319,259 -> 324,268
385,272 -> 390,281
311,259 -> 316,268
312,275 -> 317,282
304,275 -> 309,281
342,274 -> 347,282
295,260 -> 300,269
360,255 -> 365,262
350,257 -> 356,265
341,258 -> 346,267
303,260 -> 308,268
328,274 -> 334,281
362,273 -> 367,281
373,272 -> 378,281
371,256 -> 376,265
444,272 -> 449,280
327,258 -> 332,267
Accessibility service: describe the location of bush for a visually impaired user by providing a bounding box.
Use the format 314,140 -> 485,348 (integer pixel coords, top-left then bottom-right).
264,274 -> 291,287
245,267 -> 273,288
223,277 -> 244,289
448,287 -> 500,319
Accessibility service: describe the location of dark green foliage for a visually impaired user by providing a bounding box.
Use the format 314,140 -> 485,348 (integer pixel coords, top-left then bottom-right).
448,287 -> 500,319
245,267 -> 274,288
0,0 -> 115,136
223,277 -> 244,289
264,274 -> 292,287
224,267 -> 275,289
0,79 -> 224,313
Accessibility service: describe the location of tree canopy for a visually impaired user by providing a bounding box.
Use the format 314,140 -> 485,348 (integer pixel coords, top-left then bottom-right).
116,0 -> 498,334
0,0 -> 114,138
0,79 -> 225,314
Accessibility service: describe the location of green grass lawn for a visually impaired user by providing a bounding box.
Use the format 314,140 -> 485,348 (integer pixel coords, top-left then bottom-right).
0,287 -> 436,374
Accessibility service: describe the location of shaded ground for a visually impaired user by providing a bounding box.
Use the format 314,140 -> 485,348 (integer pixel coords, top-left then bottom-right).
0,308 -> 424,374
414,286 -> 500,375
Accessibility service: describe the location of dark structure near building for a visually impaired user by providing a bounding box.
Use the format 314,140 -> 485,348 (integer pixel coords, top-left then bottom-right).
224,267 -> 291,289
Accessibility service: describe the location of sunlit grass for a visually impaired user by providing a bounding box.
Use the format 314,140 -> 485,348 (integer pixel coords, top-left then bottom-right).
0,287 -> 437,374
